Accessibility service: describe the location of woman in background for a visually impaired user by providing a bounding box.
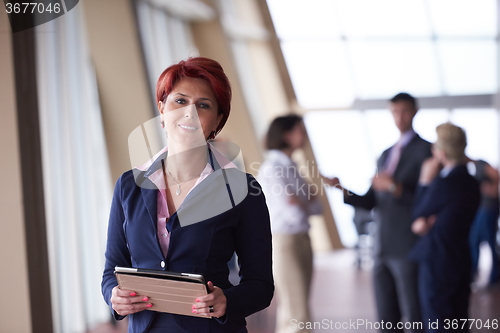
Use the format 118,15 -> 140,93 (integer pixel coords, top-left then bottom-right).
258,115 -> 333,333
410,123 -> 480,332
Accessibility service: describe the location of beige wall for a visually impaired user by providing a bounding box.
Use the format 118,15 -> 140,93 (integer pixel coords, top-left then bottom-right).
235,0 -> 291,122
82,0 -> 156,182
0,9 -> 33,333
231,0 -> 343,250
191,7 -> 264,169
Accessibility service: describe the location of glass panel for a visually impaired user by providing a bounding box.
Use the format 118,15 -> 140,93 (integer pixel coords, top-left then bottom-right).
36,7 -> 112,332
336,0 -> 431,37
364,110 -> 400,159
266,0 -> 341,39
428,0 -> 497,37
349,41 -> 441,99
412,109 -> 451,143
281,41 -> 355,108
450,109 -> 499,167
438,40 -> 497,95
304,111 -> 375,247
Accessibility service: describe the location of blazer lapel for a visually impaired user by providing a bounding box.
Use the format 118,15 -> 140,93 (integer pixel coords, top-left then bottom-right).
378,148 -> 391,170
141,186 -> 158,227
137,151 -> 166,227
393,134 -> 420,176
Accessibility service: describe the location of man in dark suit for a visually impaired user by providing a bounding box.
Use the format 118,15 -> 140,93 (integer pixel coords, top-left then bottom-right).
332,93 -> 431,332
410,123 -> 480,332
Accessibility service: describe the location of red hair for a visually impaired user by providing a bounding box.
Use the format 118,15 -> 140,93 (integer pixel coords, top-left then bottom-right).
156,57 -> 232,138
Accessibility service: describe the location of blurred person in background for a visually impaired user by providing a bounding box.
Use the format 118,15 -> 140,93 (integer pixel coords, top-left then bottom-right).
410,123 -> 480,332
331,93 -> 431,332
258,114 -> 335,333
468,158 -> 500,286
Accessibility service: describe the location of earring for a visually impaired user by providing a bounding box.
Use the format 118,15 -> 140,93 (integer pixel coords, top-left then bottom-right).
160,120 -> 165,128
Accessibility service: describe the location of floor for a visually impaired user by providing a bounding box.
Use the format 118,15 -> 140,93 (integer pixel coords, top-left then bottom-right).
89,249 -> 500,333
246,250 -> 377,333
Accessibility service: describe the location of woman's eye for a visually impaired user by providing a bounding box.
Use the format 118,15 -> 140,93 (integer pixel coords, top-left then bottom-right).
199,103 -> 210,109
175,98 -> 186,104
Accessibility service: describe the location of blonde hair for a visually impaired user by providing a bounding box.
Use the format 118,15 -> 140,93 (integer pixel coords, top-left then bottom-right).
435,122 -> 467,162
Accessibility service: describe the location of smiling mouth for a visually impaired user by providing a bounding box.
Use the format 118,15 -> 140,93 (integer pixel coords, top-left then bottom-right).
179,124 -> 198,130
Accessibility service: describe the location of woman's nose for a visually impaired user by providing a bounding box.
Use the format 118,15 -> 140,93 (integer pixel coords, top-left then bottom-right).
184,104 -> 198,118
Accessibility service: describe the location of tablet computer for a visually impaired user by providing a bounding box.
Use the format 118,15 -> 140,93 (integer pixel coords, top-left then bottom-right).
114,266 -> 209,318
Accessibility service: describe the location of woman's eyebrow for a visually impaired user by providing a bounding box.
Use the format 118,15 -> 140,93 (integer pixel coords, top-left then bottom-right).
174,92 -> 212,102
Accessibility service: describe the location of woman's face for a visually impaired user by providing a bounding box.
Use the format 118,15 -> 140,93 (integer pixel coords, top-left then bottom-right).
285,122 -> 307,150
158,77 -> 222,147
432,144 -> 446,164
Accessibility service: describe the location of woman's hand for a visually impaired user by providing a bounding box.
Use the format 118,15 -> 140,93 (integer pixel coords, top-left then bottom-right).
325,176 -> 341,189
111,285 -> 152,316
411,215 -> 437,236
192,281 -> 227,318
419,157 -> 441,186
287,194 -> 302,206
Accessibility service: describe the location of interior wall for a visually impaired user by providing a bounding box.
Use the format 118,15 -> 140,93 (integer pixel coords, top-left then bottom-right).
82,0 -> 155,182
0,9 -> 33,333
230,0 -> 290,123
255,0 -> 297,107
254,0 -> 343,250
191,1 -> 264,169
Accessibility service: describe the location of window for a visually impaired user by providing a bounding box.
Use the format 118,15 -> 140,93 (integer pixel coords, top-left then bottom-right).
268,0 -> 499,247
135,0 -> 204,106
267,0 -> 498,108
36,6 -> 112,332
304,109 -> 498,246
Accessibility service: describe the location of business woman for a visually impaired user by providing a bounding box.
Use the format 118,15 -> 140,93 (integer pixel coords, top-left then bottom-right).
410,123 -> 480,332
101,57 -> 274,333
258,115 -> 338,333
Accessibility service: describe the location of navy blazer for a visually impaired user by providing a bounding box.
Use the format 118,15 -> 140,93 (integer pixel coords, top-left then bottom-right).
344,134 -> 432,258
410,164 -> 480,274
101,153 -> 274,333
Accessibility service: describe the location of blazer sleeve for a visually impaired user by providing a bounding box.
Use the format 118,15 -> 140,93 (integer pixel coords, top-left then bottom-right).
221,175 -> 274,322
412,178 -> 447,220
396,142 -> 433,206
101,174 -> 132,320
344,186 -> 377,211
394,180 -> 417,206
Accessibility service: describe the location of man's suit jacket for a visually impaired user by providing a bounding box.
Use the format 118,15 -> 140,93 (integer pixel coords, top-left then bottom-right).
344,134 -> 432,259
410,164 -> 481,276
101,156 -> 274,333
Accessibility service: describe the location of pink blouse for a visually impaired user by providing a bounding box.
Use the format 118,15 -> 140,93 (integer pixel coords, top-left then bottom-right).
148,163 -> 213,258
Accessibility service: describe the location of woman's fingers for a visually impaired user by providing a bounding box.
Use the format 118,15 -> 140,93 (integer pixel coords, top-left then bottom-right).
113,287 -> 139,298
192,300 -> 225,317
112,286 -> 148,304
192,281 -> 227,318
113,300 -> 152,316
114,294 -> 150,305
111,286 -> 153,316
411,217 -> 427,236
